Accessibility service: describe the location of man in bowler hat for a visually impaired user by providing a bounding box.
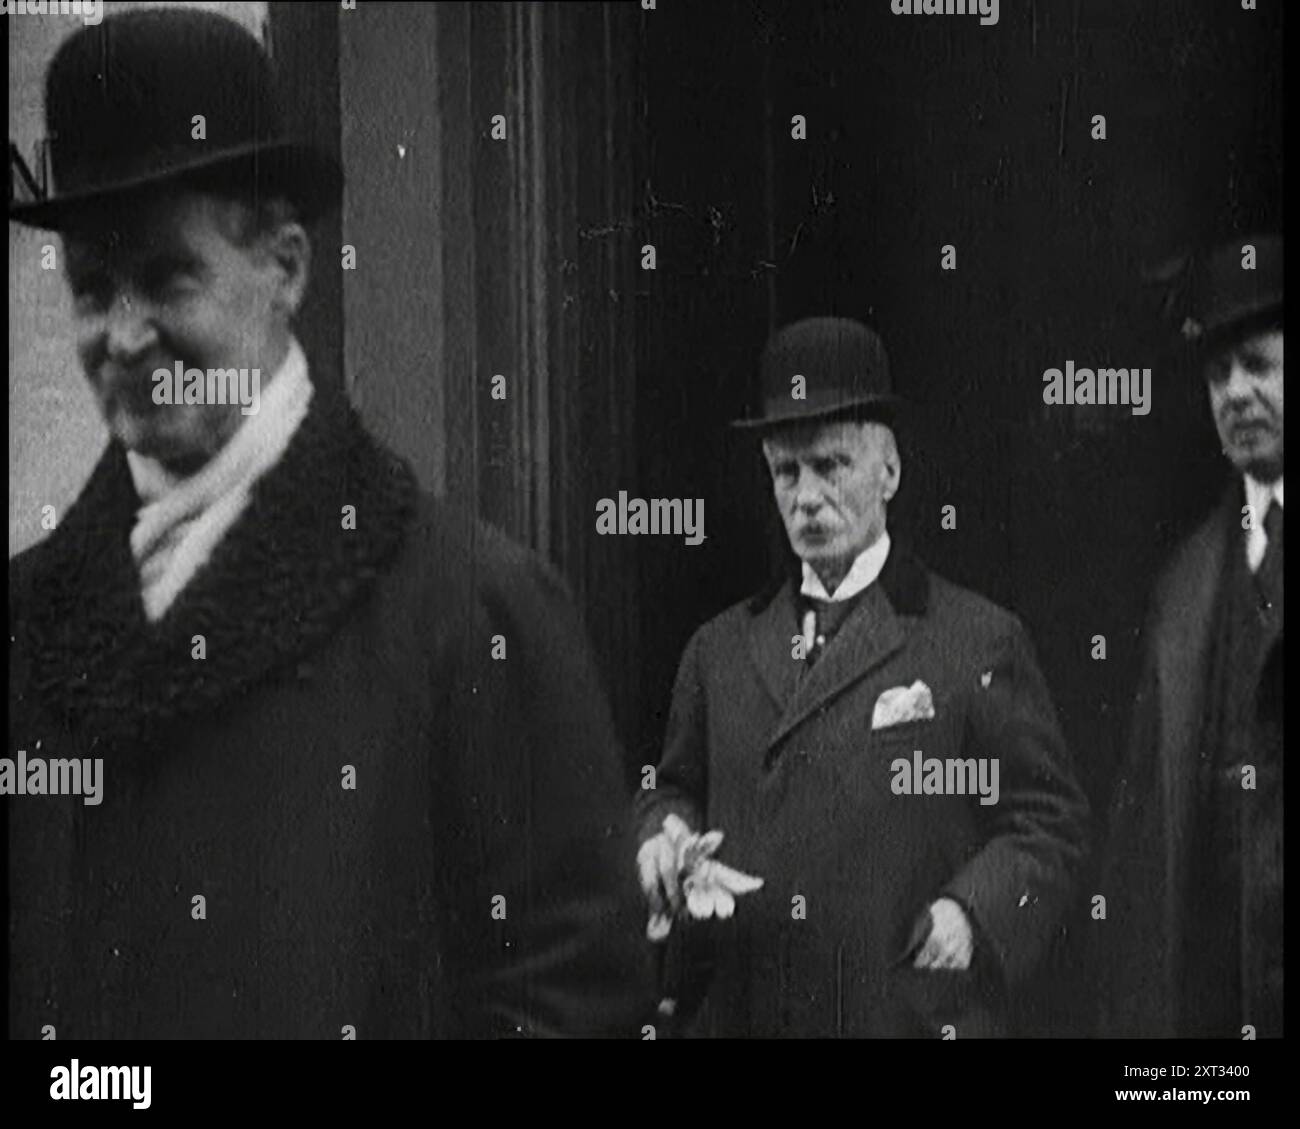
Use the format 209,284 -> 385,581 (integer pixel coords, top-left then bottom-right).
7,8 -> 648,1038
1099,234 -> 1283,1037
634,317 -> 1089,1037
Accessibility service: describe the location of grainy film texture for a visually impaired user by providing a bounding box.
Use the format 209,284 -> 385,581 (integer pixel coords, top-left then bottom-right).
5,0 -> 1283,1082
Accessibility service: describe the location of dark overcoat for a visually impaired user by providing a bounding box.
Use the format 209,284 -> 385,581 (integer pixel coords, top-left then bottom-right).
636,545 -> 1089,1037
6,387 -> 651,1038
1097,486 -> 1284,1037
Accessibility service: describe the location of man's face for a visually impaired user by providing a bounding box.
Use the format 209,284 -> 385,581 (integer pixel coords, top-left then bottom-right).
762,419 -> 900,573
1204,329 -> 1284,481
62,189 -> 304,473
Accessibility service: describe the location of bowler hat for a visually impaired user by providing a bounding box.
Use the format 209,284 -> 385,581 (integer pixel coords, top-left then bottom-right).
8,8 -> 341,230
1178,233 -> 1283,352
732,317 -> 902,432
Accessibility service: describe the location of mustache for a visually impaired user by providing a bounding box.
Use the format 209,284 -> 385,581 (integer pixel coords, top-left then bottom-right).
1220,410 -> 1277,429
93,355 -> 175,389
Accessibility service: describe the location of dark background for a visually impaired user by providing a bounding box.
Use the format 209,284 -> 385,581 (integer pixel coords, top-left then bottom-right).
631,0 -> 1283,1033
256,0 -> 1281,837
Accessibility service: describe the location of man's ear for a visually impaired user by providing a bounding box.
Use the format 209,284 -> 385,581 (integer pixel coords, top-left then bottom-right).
268,223 -> 311,318
877,425 -> 902,502
884,452 -> 902,502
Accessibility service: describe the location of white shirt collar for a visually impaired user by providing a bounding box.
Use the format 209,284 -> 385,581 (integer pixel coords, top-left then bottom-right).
1244,474 -> 1284,515
1243,474 -> 1283,573
800,530 -> 891,602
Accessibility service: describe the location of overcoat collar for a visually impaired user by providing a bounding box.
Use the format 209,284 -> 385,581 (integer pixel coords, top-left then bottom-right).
21,387 -> 420,751
746,537 -> 930,752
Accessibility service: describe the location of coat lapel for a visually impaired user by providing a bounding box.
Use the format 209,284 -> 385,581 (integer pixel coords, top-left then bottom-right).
20,387 -> 420,751
1155,485 -> 1235,902
754,540 -> 930,755
745,581 -> 803,713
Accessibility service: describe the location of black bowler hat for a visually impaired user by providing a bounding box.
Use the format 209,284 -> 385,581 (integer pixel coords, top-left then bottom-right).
1178,233 -> 1283,352
731,316 -> 902,432
8,8 -> 341,230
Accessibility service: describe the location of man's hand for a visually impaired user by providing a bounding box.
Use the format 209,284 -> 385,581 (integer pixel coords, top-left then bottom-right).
912,897 -> 974,970
637,826 -> 686,941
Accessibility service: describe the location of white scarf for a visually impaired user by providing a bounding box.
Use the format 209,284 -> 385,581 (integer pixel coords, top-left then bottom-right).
127,339 -> 314,622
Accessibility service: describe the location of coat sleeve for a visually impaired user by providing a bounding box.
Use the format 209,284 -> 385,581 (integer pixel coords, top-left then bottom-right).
938,617 -> 1090,989
437,528 -> 655,1037
632,625 -> 709,846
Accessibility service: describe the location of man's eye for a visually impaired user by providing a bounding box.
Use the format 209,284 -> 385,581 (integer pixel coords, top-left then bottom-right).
71,279 -> 112,312
145,271 -> 193,301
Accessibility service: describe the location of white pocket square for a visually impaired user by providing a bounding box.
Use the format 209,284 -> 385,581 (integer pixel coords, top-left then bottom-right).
871,680 -> 935,730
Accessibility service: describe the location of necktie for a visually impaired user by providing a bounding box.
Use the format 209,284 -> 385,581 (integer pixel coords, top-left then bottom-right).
802,595 -> 865,667
1256,502 -> 1283,614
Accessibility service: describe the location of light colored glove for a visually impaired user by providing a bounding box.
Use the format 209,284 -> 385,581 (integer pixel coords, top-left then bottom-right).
636,815 -> 687,941
683,856 -> 765,921
912,896 -> 974,970
637,813 -> 763,942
